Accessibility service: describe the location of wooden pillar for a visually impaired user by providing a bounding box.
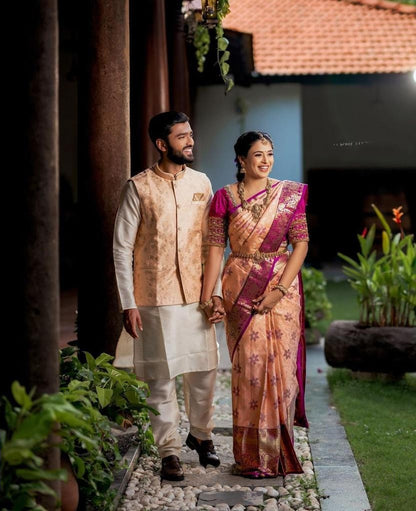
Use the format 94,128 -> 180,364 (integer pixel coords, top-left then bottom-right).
131,0 -> 170,173
78,0 -> 130,357
2,1 -> 60,398
3,0 -> 60,506
165,0 -> 192,117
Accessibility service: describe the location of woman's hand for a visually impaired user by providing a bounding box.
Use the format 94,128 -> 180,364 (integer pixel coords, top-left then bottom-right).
252,290 -> 284,315
203,296 -> 226,323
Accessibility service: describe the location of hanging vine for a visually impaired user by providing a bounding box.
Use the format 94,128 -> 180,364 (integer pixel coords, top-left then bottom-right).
187,0 -> 234,93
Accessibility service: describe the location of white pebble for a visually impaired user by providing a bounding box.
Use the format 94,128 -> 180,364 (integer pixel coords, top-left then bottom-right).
264,498 -> 278,505
267,488 -> 279,497
278,487 -> 289,496
277,504 -> 293,511
231,505 -> 245,511
214,505 -> 230,511
290,498 -> 304,509
309,496 -> 320,509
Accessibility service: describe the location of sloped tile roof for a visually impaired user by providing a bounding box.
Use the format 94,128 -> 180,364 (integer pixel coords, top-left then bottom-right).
223,0 -> 416,75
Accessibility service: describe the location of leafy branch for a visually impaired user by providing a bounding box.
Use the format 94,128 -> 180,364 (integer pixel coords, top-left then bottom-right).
192,0 -> 234,93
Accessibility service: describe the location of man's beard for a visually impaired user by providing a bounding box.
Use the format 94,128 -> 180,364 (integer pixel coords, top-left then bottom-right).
166,143 -> 194,165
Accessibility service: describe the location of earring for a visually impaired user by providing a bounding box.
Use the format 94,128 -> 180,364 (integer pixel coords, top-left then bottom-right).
240,164 -> 246,174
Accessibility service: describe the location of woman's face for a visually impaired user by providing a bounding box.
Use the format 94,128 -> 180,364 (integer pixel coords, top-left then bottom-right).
240,139 -> 274,180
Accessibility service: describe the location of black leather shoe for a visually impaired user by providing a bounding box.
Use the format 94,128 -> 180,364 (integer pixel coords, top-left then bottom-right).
185,433 -> 220,468
160,455 -> 184,481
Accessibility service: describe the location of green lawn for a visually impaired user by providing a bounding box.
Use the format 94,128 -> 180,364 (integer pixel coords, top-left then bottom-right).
328,370 -> 416,511
316,279 -> 360,333
323,279 -> 416,511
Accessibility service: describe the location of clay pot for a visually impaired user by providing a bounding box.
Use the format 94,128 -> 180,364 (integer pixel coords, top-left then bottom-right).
61,453 -> 79,511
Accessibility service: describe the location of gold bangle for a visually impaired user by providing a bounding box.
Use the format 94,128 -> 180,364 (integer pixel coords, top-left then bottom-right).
272,283 -> 288,295
199,299 -> 213,310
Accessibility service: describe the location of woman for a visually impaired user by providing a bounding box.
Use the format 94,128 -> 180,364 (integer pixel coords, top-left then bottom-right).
200,131 -> 309,478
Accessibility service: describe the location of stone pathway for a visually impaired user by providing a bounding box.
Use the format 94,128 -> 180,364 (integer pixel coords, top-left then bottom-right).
117,370 -> 322,511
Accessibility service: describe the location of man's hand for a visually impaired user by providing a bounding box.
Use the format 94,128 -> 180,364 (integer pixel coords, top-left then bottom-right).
206,296 -> 225,324
123,308 -> 143,338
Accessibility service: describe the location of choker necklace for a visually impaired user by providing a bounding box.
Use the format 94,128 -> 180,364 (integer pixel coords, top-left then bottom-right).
237,179 -> 272,221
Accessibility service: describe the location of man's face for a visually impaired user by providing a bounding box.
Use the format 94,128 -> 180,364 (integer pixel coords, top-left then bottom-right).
165,122 -> 194,165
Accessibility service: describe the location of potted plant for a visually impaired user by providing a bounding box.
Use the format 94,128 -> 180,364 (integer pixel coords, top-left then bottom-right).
0,381 -> 88,511
301,267 -> 332,344
325,204 -> 416,378
0,350 -> 157,511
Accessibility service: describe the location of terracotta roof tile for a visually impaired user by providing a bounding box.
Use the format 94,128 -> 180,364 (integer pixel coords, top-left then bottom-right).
223,0 -> 416,75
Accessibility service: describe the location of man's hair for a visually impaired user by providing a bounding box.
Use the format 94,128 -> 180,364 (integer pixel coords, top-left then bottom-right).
148,111 -> 190,147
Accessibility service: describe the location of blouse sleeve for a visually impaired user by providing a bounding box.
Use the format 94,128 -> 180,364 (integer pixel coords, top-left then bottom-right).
207,188 -> 229,247
288,184 -> 309,244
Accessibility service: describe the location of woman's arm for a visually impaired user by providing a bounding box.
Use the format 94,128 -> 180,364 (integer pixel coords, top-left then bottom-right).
201,246 -> 224,302
252,241 -> 308,314
277,241 -> 308,290
201,245 -> 225,322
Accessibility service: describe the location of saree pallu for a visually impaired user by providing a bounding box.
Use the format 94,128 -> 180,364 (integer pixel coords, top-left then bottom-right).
208,180 -> 309,477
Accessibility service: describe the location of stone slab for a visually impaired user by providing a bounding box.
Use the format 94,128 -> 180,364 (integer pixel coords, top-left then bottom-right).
164,471 -> 283,488
306,342 -> 372,511
166,434 -> 283,488
213,423 -> 233,434
198,490 -> 264,506
317,466 -> 371,511
111,443 -> 141,511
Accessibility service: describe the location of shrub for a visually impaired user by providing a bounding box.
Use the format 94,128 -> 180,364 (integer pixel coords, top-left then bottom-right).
338,204 -> 416,326
0,382 -> 86,510
0,350 -> 156,511
301,266 -> 332,330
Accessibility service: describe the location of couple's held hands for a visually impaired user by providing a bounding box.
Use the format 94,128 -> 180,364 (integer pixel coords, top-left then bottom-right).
200,296 -> 225,324
252,288 -> 285,315
123,308 -> 143,338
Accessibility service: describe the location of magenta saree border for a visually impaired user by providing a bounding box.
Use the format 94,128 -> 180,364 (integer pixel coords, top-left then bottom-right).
295,272 -> 309,428
228,256 -> 278,361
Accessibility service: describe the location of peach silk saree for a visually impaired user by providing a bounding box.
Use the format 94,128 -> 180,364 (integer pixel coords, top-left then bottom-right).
208,180 -> 309,477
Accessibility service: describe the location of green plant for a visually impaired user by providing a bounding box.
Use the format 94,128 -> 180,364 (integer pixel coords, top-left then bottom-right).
338,204 -> 416,326
59,348 -> 158,508
0,381 -> 89,511
1,350 -> 157,511
60,348 -> 156,436
189,0 -> 234,93
59,381 -> 122,510
301,267 -> 332,330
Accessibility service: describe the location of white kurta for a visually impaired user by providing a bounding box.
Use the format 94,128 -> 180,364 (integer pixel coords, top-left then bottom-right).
113,180 -> 219,381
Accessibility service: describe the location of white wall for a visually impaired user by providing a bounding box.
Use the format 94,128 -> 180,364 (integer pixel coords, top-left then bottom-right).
193,83 -> 303,193
302,75 -> 416,171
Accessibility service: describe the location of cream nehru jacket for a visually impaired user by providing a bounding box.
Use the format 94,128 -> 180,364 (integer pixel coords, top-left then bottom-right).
130,164 -> 214,307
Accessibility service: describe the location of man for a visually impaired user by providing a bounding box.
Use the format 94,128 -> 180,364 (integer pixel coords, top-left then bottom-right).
113,111 -> 224,481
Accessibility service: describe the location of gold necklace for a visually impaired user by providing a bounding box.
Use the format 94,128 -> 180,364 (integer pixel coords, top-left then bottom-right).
237,179 -> 272,221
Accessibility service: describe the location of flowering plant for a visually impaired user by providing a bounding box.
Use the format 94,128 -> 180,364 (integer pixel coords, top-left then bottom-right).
338,204 -> 416,327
